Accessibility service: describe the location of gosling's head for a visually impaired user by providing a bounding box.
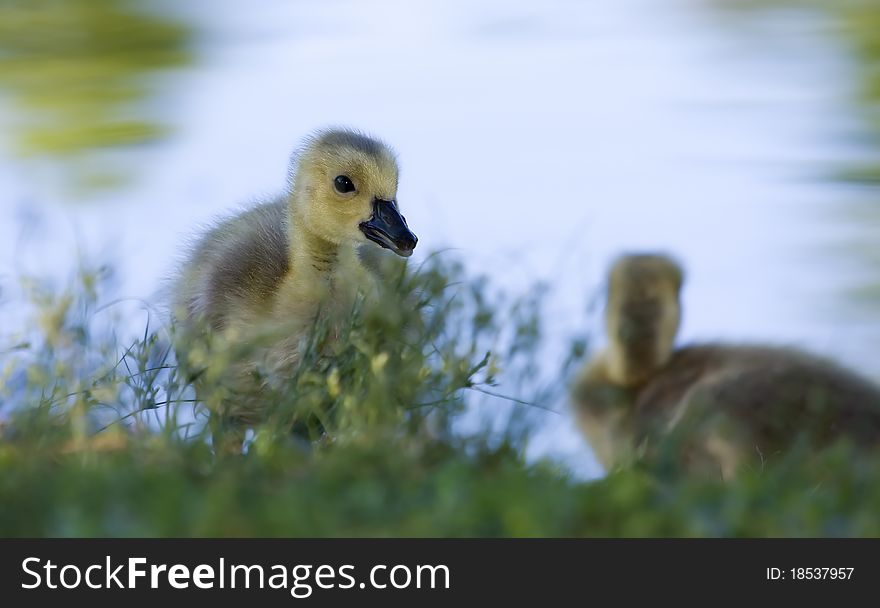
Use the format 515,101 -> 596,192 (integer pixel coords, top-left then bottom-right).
288,128 -> 418,257
604,253 -> 684,385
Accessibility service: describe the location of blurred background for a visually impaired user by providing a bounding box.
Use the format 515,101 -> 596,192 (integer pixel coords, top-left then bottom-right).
1,0 -> 879,479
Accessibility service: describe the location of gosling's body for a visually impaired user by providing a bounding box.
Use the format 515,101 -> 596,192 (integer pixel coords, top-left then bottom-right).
173,128 -> 418,429
176,199 -> 372,349
573,254 -> 880,478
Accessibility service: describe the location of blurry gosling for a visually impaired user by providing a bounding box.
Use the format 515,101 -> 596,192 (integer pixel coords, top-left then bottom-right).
173,128 -> 418,426
572,253 -> 880,478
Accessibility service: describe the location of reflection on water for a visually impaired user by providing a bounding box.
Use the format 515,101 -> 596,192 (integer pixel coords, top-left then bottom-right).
714,0 -> 880,310
1,0 -> 880,476
0,0 -> 193,192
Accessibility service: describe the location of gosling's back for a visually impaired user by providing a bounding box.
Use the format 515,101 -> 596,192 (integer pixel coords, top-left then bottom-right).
638,345 -> 880,448
175,200 -> 289,331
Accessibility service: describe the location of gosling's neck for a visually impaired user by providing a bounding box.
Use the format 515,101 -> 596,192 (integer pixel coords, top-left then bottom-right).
604,343 -> 665,387
288,213 -> 340,280
283,177 -> 347,279
280,192 -> 368,305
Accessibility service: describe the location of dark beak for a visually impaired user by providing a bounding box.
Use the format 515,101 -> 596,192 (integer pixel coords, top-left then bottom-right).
359,199 -> 418,258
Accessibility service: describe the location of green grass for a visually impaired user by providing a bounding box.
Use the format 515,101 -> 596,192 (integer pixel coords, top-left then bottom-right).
2,255 -> 880,537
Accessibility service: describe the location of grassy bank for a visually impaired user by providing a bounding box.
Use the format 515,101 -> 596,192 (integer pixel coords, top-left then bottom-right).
2,255 -> 879,537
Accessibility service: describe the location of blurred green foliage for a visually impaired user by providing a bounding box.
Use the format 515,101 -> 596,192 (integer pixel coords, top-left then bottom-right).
719,0 -> 880,136
0,0 -> 193,191
3,432 -> 880,537
717,0 -> 880,306
2,258 -> 880,537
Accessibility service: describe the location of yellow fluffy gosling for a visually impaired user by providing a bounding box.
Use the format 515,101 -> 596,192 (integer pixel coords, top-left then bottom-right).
173,128 -> 418,440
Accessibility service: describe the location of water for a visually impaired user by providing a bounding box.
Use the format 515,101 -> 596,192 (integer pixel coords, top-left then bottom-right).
1,0 -> 877,479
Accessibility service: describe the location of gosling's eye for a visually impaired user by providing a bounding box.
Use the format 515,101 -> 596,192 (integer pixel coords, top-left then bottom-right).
333,175 -> 356,194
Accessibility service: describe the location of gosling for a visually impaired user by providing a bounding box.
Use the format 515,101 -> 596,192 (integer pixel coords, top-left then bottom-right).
572,253 -> 880,479
173,128 -> 418,436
